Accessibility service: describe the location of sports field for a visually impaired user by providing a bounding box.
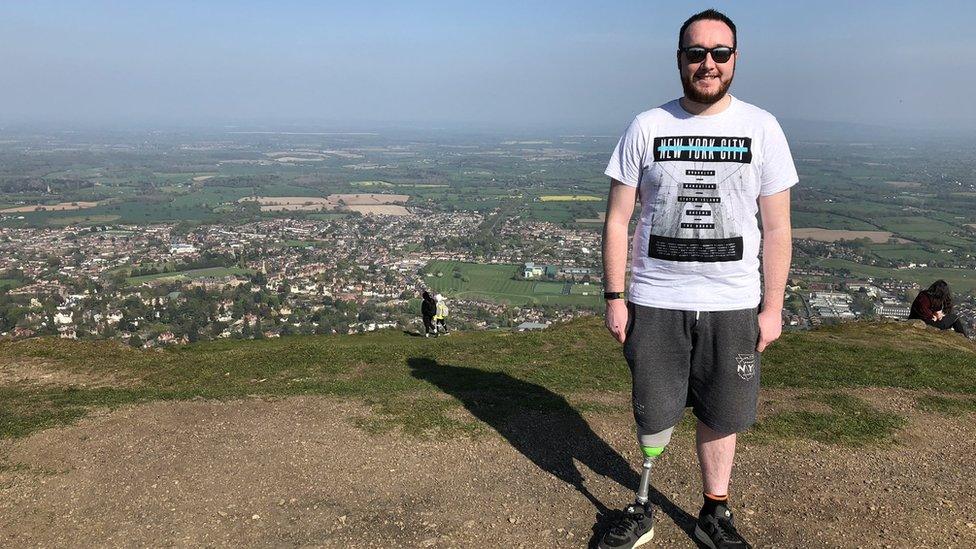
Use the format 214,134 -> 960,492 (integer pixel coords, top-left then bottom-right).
422,261 -> 601,307
126,267 -> 253,286
539,195 -> 602,202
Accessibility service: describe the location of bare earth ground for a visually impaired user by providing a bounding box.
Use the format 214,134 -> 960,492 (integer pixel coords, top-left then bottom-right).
239,194 -> 410,213
0,201 -> 100,213
2,390 -> 975,548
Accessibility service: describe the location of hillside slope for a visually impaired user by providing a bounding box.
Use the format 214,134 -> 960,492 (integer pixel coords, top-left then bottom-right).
1,319 -> 975,547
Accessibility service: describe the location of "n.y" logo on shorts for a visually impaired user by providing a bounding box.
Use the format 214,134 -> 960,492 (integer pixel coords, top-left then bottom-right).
735,353 -> 756,381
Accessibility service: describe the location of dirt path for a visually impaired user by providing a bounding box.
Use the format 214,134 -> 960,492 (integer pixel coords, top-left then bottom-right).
1,391 -> 974,548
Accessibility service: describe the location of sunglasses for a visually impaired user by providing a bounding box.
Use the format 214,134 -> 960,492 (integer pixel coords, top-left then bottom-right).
680,46 -> 735,64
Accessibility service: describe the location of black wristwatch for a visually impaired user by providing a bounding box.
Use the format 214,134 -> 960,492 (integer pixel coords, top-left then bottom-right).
604,291 -> 625,300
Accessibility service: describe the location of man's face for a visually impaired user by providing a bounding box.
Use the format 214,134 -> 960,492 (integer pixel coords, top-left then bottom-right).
678,19 -> 736,104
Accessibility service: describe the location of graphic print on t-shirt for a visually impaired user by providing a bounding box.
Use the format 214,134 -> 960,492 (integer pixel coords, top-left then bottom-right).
648,135 -> 752,262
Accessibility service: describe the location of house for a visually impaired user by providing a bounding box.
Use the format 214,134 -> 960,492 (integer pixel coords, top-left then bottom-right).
523,262 -> 545,279
54,311 -> 74,325
875,304 -> 910,320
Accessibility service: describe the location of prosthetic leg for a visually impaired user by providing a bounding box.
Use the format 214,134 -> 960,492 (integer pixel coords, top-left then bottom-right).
597,427 -> 675,548
636,446 -> 663,505
635,427 -> 674,505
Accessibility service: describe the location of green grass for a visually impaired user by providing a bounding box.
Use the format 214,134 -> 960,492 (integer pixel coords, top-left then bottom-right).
424,261 -> 600,307
1,319 -> 973,444
6,181 -> 322,227
350,180 -> 394,187
763,321 -> 976,392
915,394 -> 976,417
810,257 -> 976,294
45,214 -> 121,226
126,267 -> 253,285
747,393 -> 906,446
0,278 -> 23,289
867,242 -> 946,263
307,212 -> 352,221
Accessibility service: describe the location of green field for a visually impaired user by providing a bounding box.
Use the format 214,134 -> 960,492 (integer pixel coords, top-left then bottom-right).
350,180 -> 394,187
46,214 -> 121,226
1,181 -> 327,227
791,211 -> 878,231
0,279 -> 23,289
126,267 -> 253,286
811,257 -> 976,293
307,212 -> 352,221
868,243 -> 947,263
423,261 -> 600,307
539,195 -> 602,202
152,172 -> 220,183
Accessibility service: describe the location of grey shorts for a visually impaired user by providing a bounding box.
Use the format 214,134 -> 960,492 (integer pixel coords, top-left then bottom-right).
623,302 -> 761,434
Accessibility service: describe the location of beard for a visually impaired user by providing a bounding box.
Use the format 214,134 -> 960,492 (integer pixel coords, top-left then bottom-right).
682,69 -> 734,104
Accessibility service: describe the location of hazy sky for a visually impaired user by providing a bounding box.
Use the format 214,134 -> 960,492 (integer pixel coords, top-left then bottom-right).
2,1 -> 973,132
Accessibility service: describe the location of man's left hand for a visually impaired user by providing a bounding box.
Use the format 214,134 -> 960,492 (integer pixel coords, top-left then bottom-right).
756,308 -> 783,352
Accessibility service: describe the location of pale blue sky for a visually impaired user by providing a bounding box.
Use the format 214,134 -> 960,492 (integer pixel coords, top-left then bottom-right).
1,1 -> 973,131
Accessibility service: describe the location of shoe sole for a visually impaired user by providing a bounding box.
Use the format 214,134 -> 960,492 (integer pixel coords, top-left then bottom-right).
634,527 -> 654,548
598,527 -> 653,549
693,525 -> 717,549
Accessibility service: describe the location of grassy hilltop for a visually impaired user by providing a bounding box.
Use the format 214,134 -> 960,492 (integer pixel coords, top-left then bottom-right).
2,318 -> 975,444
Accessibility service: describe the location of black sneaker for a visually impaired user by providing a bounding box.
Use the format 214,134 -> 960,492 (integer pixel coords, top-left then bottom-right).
693,503 -> 751,549
598,503 -> 654,549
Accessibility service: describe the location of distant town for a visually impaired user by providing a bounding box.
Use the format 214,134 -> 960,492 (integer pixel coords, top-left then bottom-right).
0,211 -> 607,345
3,210 -> 974,347
2,128 -> 975,345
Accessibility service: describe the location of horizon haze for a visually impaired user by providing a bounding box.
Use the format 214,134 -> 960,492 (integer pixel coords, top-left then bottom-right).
1,1 -> 974,134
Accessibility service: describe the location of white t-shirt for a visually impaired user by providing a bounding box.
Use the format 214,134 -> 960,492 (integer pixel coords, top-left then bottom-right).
605,96 -> 798,311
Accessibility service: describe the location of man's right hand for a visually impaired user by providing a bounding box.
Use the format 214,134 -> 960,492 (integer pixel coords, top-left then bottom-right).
605,299 -> 629,344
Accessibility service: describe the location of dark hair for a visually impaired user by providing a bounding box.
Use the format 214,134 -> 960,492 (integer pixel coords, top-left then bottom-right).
679,9 -> 737,49
422,291 -> 432,301
925,279 -> 952,313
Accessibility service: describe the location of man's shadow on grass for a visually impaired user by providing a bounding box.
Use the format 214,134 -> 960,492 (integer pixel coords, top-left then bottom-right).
406,357 -> 697,546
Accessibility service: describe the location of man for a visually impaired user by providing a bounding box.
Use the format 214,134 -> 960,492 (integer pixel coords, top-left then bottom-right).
421,291 -> 437,337
598,9 -> 796,549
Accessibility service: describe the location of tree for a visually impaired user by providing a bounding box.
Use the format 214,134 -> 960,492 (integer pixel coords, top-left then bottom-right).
187,322 -> 200,343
